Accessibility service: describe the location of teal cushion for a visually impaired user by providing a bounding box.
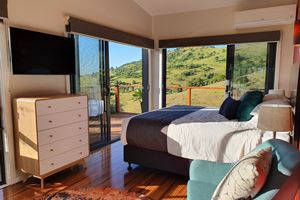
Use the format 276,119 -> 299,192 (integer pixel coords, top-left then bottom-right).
190,160 -> 233,185
187,180 -> 216,200
236,91 -> 264,121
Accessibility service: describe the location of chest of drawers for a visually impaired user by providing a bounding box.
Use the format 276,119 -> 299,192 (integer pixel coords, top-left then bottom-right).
13,95 -> 89,189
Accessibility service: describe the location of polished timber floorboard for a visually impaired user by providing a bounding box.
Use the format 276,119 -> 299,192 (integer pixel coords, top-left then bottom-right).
0,141 -> 188,200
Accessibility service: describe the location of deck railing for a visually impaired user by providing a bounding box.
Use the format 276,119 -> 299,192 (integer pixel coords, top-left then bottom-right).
112,85 -> 225,112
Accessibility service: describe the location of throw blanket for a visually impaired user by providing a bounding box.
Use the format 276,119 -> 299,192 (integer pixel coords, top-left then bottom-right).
122,106 -> 201,152
167,108 -> 262,162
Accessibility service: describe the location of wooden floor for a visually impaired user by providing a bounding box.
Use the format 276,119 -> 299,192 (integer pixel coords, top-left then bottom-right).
0,141 -> 188,200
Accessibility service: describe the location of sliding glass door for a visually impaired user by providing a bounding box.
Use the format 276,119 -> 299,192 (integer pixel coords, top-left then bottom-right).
72,35 -> 149,149
73,35 -> 111,150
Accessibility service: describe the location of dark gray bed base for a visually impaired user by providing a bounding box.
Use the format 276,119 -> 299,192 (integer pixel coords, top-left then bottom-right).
124,145 -> 191,176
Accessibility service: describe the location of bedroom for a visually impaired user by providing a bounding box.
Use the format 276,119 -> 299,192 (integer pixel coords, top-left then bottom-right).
0,0 -> 299,199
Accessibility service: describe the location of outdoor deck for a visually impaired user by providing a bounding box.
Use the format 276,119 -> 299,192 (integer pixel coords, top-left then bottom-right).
89,112 -> 137,145
111,112 -> 136,139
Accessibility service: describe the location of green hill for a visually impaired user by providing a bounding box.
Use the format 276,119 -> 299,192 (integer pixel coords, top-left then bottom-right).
80,43 -> 267,112
110,46 -> 227,87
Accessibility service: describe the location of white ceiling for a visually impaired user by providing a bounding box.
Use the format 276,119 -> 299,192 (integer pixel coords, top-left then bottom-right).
134,0 -> 246,16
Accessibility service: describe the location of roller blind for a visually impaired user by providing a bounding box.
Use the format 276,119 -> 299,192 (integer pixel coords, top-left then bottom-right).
159,31 -> 281,48
0,0 -> 7,19
67,17 -> 154,49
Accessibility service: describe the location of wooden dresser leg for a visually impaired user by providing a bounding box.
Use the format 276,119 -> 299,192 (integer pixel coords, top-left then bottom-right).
81,159 -> 87,169
41,178 -> 44,190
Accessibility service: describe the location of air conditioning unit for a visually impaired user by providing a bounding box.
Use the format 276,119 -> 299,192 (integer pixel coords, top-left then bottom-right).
234,4 -> 297,29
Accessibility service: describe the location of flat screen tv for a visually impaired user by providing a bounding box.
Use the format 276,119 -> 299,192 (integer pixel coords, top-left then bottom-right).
10,27 -> 75,75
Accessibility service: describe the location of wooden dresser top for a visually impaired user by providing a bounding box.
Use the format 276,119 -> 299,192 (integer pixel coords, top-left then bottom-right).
14,94 -> 87,102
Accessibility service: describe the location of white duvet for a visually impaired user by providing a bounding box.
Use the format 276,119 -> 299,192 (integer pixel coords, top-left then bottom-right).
121,108 -> 289,163
167,108 -> 262,163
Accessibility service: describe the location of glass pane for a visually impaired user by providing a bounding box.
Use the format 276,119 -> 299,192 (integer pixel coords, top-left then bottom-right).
166,46 -> 227,107
232,42 -> 268,98
109,42 -> 142,114
76,35 -> 104,146
109,42 -> 142,139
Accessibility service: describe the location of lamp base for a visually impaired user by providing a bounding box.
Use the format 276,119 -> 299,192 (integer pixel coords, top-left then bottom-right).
273,131 -> 276,139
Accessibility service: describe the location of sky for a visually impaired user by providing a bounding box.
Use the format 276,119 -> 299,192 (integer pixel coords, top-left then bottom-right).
78,36 -> 141,75
109,42 -> 141,68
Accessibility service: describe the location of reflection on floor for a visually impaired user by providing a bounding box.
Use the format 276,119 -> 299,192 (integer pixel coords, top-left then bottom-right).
1,141 -> 188,200
89,112 -> 136,145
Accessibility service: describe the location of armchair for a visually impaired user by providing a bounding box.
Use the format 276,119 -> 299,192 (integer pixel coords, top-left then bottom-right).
187,139 -> 300,200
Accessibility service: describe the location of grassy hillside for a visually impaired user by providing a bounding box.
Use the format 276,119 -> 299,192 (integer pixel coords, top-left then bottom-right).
79,43 -> 267,113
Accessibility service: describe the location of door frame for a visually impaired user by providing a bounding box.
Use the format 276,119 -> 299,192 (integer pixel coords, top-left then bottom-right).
142,49 -> 149,112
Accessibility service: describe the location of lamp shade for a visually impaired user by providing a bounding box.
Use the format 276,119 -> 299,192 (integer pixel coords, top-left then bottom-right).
257,104 -> 293,132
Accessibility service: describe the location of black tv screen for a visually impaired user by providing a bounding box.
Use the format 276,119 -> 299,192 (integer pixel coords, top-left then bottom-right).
10,27 -> 75,75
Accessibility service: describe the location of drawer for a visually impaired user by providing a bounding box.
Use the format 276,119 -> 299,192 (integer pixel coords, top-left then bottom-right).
38,121 -> 88,146
39,133 -> 88,160
37,109 -> 88,131
39,145 -> 89,175
36,96 -> 87,116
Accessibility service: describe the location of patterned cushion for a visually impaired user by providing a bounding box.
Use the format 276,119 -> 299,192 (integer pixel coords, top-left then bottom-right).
212,147 -> 272,200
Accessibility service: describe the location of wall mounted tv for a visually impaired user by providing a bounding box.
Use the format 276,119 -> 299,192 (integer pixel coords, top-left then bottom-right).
10,27 -> 75,75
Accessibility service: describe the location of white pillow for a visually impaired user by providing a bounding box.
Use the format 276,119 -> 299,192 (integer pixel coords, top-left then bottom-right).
212,147 -> 272,200
263,94 -> 288,102
268,89 -> 285,96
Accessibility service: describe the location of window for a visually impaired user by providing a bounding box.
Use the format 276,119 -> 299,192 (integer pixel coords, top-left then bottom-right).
231,42 -> 268,98
165,46 -> 227,107
109,42 -> 143,114
162,42 -> 276,107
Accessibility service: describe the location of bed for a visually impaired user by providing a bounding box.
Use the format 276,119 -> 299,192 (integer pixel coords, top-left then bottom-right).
121,104 -> 290,176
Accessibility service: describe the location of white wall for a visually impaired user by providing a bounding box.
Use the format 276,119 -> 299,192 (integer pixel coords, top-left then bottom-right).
8,0 -> 152,37
149,2 -> 297,109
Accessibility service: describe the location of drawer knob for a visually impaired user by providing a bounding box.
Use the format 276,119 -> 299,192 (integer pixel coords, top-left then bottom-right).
79,152 -> 82,155
78,102 -> 81,104
51,163 -> 54,166
78,127 -> 82,130
48,105 -> 52,108
78,114 -> 81,117
49,135 -> 53,138
48,120 -> 53,123
79,139 -> 82,142
50,149 -> 54,152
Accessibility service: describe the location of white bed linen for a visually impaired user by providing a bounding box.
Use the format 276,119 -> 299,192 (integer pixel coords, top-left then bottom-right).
167,108 -> 262,163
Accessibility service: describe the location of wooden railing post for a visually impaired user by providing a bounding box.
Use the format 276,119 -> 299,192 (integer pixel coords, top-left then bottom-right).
114,85 -> 120,112
187,88 -> 191,106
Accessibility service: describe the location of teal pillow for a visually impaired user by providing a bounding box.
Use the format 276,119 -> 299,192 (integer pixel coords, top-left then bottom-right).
236,91 -> 264,121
